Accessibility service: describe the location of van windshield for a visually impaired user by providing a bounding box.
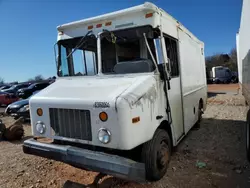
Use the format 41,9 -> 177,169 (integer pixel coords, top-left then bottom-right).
101,26 -> 157,74
56,26 -> 158,77
57,34 -> 97,77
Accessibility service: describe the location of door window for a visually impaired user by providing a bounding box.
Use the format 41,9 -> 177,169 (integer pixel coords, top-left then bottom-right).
164,36 -> 180,77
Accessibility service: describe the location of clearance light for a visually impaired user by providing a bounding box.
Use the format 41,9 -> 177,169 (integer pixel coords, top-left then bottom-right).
96,23 -> 102,28
88,25 -> 93,30
132,116 -> 140,123
145,13 -> 153,18
105,22 -> 112,26
99,112 -> 108,122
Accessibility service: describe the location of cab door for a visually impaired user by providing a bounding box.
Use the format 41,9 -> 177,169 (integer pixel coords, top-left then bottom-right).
161,34 -> 185,143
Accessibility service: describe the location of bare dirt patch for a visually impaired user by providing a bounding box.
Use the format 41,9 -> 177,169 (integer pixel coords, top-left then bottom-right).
0,93 -> 250,188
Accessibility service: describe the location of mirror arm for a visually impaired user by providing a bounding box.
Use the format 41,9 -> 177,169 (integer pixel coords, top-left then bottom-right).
143,33 -> 159,73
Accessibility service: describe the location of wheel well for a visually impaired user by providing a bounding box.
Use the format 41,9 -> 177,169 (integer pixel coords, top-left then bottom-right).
199,98 -> 204,109
158,120 -> 173,147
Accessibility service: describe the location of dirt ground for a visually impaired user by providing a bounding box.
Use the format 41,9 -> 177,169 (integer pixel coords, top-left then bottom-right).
0,84 -> 250,188
207,83 -> 240,93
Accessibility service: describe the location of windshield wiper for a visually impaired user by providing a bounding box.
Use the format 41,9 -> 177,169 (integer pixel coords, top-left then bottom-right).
66,30 -> 93,59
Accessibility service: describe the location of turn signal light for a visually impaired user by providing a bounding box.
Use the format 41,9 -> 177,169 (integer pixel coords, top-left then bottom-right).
88,25 -> 93,30
37,108 -> 43,116
145,13 -> 153,18
132,116 -> 140,123
99,112 -> 108,122
96,23 -> 102,28
105,22 -> 112,26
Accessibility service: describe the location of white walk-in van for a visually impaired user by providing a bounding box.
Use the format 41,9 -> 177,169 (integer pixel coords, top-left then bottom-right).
23,2 -> 207,182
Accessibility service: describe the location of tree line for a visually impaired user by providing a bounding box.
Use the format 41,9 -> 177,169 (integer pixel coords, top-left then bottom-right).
0,75 -> 56,85
205,48 -> 238,72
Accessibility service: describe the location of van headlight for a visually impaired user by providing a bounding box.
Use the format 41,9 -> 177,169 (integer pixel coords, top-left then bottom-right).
36,121 -> 46,134
98,128 -> 111,144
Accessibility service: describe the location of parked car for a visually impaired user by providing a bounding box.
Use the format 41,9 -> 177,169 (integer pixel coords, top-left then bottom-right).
2,83 -> 30,94
211,66 -> 232,84
0,85 -> 12,91
17,82 -> 50,99
0,92 -> 19,106
5,90 -> 40,119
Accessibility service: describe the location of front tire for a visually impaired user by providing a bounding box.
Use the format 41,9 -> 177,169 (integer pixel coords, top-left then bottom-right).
246,110 -> 250,161
0,121 -> 6,140
193,101 -> 203,129
141,129 -> 171,181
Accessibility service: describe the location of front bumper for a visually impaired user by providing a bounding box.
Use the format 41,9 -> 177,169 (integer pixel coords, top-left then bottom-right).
23,138 -> 146,182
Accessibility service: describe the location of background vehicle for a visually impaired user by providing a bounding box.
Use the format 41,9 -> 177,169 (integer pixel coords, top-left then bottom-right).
2,83 -> 30,95
0,85 -> 12,91
23,2 -> 207,182
211,66 -> 232,84
5,98 -> 29,119
236,0 -> 250,161
17,82 -> 50,99
5,90 -> 40,120
0,92 -> 19,106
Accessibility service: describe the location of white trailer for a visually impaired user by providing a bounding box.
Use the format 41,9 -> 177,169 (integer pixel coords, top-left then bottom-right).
23,2 -> 207,181
237,0 -> 250,161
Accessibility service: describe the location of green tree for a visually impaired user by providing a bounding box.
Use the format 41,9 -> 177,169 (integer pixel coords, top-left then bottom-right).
28,75 -> 44,82
205,47 -> 238,72
0,77 -> 4,84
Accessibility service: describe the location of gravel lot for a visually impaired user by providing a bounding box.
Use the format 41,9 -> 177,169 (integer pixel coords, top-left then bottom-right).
0,85 -> 250,188
0,107 -> 5,113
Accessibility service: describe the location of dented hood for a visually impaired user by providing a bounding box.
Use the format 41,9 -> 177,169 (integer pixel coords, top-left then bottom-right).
30,74 -> 155,107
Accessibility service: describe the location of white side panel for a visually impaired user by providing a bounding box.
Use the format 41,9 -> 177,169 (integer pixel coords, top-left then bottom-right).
238,0 -> 250,87
236,33 -> 241,83
161,14 -> 178,39
182,87 -> 207,133
178,28 -> 206,133
168,77 -> 184,144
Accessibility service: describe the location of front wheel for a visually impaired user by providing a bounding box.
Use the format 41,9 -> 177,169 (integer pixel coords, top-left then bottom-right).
246,110 -> 250,161
141,129 -> 171,181
193,101 -> 203,129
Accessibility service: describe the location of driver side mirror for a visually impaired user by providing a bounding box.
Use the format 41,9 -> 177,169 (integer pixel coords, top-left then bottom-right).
166,58 -> 172,76
154,38 -> 171,80
157,62 -> 171,81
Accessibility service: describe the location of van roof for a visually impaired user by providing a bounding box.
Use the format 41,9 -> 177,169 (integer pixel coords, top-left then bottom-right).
57,2 -> 203,45
57,2 -> 158,30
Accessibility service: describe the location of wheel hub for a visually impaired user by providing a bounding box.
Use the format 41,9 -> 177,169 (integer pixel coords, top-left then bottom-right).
157,142 -> 169,169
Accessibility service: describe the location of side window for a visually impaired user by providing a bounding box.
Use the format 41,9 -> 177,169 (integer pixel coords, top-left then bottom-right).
164,36 -> 179,77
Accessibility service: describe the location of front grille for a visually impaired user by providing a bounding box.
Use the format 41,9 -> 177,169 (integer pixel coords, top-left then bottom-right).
49,108 -> 92,141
